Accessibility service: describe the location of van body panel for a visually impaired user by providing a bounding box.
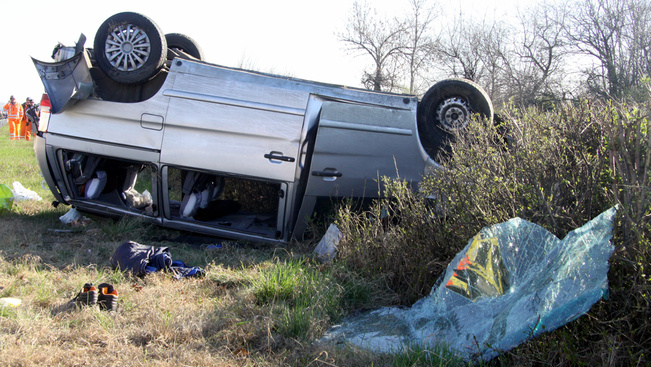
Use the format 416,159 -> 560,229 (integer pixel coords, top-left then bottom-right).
34,55 -> 435,243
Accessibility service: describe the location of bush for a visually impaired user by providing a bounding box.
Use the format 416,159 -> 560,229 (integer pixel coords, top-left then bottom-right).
424,101 -> 613,237
334,99 -> 651,364
334,180 -> 464,305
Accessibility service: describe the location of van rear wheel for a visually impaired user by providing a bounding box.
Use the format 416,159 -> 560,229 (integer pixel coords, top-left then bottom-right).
94,12 -> 167,85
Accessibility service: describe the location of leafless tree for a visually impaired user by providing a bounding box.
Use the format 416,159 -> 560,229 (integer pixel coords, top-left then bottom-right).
434,13 -> 511,104
504,2 -> 569,106
340,0 -> 651,104
477,21 -> 511,106
338,1 -> 406,91
435,14 -> 483,82
400,0 -> 438,95
433,3 -> 575,108
562,0 -> 651,100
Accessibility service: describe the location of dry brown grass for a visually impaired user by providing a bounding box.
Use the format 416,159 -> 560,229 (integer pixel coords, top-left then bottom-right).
0,197 -> 390,367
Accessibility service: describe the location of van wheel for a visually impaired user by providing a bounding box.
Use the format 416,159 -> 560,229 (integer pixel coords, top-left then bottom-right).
165,33 -> 204,60
94,12 -> 167,85
417,78 -> 493,161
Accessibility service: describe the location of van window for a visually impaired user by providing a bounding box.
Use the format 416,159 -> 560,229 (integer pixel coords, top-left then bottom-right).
61,151 -> 156,215
166,167 -> 282,237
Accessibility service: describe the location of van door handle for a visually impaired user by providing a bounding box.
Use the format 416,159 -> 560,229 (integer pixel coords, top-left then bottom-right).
311,170 -> 342,178
264,152 -> 295,162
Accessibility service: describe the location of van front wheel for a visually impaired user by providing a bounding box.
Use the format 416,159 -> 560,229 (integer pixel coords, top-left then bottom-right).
165,33 -> 204,60
417,78 -> 493,161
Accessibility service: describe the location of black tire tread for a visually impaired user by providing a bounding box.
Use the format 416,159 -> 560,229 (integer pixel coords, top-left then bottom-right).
165,33 -> 204,60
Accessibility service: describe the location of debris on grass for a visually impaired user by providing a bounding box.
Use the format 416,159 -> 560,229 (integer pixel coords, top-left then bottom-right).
12,181 -> 42,201
59,207 -> 91,227
314,224 -> 342,263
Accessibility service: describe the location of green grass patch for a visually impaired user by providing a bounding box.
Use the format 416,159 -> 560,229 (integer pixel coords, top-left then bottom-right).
251,257 -> 376,340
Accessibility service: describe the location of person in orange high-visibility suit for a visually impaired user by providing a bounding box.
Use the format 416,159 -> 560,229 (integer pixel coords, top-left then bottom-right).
21,97 -> 36,141
3,95 -> 24,140
23,98 -> 40,141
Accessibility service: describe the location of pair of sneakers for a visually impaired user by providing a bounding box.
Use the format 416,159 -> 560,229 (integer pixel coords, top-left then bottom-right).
74,283 -> 118,311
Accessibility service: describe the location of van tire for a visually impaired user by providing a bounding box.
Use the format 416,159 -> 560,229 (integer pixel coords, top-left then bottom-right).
165,33 -> 204,60
94,12 -> 167,85
417,78 -> 493,161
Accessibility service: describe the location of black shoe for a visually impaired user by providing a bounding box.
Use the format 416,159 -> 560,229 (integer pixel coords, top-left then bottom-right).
97,283 -> 118,311
74,283 -> 98,308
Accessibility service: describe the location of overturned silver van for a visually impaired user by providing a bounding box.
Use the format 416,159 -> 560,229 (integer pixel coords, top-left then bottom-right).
32,12 -> 493,243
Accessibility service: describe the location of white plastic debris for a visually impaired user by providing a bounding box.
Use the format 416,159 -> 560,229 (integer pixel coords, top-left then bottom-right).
314,224 -> 342,262
12,181 -> 42,201
0,298 -> 22,307
59,208 -> 91,227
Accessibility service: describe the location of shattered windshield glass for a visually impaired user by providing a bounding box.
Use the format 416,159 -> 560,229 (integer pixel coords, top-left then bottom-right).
322,207 -> 617,361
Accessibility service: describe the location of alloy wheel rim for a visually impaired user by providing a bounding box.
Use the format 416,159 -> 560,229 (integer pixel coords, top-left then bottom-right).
104,24 -> 151,72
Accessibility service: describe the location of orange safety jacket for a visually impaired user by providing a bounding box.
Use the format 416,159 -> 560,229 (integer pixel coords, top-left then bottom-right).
3,102 -> 24,120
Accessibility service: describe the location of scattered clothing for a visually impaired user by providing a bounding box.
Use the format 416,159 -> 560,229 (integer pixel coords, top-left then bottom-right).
111,240 -> 205,279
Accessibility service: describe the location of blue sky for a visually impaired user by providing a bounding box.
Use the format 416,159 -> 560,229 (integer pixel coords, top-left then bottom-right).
0,0 -> 524,104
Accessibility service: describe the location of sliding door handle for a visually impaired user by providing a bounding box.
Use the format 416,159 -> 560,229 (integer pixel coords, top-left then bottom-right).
311,170 -> 342,178
264,152 -> 295,162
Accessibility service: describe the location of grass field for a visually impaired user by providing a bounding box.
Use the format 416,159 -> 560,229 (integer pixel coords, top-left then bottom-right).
1,100 -> 649,367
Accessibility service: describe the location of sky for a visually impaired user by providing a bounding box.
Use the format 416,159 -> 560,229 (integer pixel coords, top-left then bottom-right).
0,0 -> 525,105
